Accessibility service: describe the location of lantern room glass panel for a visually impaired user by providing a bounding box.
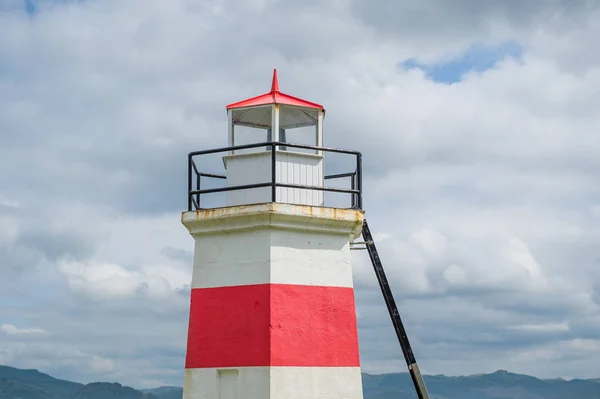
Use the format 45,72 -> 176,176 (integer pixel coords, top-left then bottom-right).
230,106 -> 273,154
278,105 -> 321,154
229,105 -> 323,155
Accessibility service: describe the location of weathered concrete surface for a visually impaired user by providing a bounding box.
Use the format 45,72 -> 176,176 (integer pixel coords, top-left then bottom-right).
181,202 -> 365,399
183,367 -> 363,399
182,202 -> 364,238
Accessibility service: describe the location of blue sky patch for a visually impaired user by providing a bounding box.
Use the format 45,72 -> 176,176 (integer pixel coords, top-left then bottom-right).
24,0 -> 37,15
400,41 -> 524,84
23,0 -> 86,16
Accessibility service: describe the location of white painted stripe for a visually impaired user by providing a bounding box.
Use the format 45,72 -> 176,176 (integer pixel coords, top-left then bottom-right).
183,366 -> 364,399
191,228 -> 355,289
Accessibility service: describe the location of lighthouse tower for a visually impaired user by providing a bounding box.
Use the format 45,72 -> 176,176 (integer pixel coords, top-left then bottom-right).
181,70 -> 365,399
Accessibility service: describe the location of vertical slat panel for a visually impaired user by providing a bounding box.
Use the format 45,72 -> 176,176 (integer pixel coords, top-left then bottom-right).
277,156 -> 284,203
319,160 -> 324,205
287,156 -> 298,203
225,151 -> 325,207
299,155 -> 305,205
306,155 -> 313,205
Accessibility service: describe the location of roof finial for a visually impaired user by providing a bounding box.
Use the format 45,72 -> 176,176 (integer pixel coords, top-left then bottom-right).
270,68 -> 280,93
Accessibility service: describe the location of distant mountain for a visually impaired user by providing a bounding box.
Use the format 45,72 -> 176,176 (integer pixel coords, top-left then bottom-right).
141,387 -> 182,399
0,366 -> 157,399
2,365 -> 600,399
71,382 -> 157,399
363,370 -> 600,399
0,365 -> 82,399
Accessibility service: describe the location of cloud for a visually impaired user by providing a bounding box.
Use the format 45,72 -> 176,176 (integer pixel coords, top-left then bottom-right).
0,0 -> 599,390
0,324 -> 48,336
15,230 -> 95,262
89,356 -> 116,374
348,0 -> 598,65
0,196 -> 20,209
58,259 -> 190,301
400,41 -> 524,84
160,246 -> 193,265
507,322 -> 570,332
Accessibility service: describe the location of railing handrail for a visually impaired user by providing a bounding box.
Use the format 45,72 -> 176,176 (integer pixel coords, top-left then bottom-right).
188,141 -> 362,157
187,141 -> 362,211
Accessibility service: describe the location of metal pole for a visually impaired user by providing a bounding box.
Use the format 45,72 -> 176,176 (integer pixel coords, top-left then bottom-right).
187,154 -> 192,211
196,173 -> 201,210
356,153 -> 363,209
351,173 -> 356,209
271,143 -> 277,202
362,219 -> 431,399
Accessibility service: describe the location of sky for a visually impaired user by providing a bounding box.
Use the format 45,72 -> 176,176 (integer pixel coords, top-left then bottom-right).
1,0 -> 600,390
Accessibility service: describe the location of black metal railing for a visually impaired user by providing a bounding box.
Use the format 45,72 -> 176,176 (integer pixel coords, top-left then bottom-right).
187,141 -> 362,211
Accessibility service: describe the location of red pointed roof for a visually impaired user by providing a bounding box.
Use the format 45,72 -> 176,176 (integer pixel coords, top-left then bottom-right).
226,69 -> 324,111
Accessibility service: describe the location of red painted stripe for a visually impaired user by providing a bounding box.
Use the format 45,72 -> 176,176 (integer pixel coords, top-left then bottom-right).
185,284 -> 271,368
270,284 -> 361,367
185,284 -> 360,368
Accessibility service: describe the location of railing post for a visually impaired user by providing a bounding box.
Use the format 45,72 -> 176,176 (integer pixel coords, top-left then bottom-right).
351,173 -> 356,209
196,173 -> 201,210
187,154 -> 192,211
356,153 -> 363,209
271,143 -> 277,202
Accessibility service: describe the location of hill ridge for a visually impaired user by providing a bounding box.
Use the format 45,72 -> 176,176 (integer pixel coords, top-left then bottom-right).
1,365 -> 599,399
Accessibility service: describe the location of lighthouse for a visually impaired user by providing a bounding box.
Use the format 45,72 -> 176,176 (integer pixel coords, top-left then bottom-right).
181,70 -> 365,399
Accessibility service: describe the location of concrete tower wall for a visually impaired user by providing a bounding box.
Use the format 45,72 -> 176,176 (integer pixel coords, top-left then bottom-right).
181,203 -> 365,399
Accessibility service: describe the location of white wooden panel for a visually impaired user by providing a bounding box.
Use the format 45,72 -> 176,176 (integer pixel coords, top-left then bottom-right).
223,150 -> 323,207
223,151 -> 272,206
275,151 -> 323,206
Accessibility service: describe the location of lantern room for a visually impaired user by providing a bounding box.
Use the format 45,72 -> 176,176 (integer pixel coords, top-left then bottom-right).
223,69 -> 326,207
186,69 -> 362,212
226,69 -> 324,151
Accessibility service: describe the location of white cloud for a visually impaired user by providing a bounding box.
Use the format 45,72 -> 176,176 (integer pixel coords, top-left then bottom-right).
1,324 -> 48,336
1,0 -> 600,388
58,259 -> 190,300
568,338 -> 600,352
354,227 -> 553,296
510,338 -> 600,364
0,196 -> 20,208
409,229 -> 448,261
90,355 -> 116,373
507,322 -> 570,332
443,264 -> 468,286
